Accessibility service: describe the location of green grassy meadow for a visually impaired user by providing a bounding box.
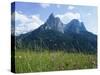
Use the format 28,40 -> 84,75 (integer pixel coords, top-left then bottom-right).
15,50 -> 97,73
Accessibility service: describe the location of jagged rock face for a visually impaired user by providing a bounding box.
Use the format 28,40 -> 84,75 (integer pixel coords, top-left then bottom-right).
40,14 -> 87,34
64,19 -> 86,34
42,13 -> 64,33
80,22 -> 87,31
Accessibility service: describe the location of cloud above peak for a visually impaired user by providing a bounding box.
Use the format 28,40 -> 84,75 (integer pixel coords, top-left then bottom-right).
12,11 -> 43,35
40,3 -> 50,8
68,6 -> 75,10
56,12 -> 81,24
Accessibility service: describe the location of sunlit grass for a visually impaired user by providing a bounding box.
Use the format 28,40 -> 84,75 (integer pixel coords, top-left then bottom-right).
15,50 -> 97,73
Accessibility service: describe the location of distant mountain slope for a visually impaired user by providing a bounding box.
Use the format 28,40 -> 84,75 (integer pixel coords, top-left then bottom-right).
15,13 -> 97,53
64,19 -> 86,33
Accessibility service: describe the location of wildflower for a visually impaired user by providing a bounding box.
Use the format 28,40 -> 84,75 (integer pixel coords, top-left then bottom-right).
19,56 -> 22,59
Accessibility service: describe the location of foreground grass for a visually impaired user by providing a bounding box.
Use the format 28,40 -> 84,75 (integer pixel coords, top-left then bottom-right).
15,50 -> 97,73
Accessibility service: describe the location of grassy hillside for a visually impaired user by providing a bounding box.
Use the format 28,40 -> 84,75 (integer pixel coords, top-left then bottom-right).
14,50 -> 97,73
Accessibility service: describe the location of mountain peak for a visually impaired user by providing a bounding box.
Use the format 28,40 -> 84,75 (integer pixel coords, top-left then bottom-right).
50,13 -> 54,16
70,19 -> 80,24
42,14 -> 87,34
80,22 -> 86,31
64,19 -> 87,33
48,13 -> 55,19
42,13 -> 64,33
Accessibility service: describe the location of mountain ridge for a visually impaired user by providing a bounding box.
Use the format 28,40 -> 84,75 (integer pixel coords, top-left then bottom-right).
15,13 -> 97,53
36,13 -> 87,34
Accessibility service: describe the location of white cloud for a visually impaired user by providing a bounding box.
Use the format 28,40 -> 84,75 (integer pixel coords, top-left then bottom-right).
15,11 -> 30,23
68,6 -> 75,10
40,3 -> 50,8
56,12 -> 81,24
12,11 -> 43,35
87,13 -> 92,16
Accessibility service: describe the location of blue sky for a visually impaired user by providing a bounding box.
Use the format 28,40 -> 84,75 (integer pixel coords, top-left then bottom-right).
11,2 -> 98,35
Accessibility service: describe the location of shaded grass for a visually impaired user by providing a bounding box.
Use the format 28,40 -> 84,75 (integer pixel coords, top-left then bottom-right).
14,50 -> 97,73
